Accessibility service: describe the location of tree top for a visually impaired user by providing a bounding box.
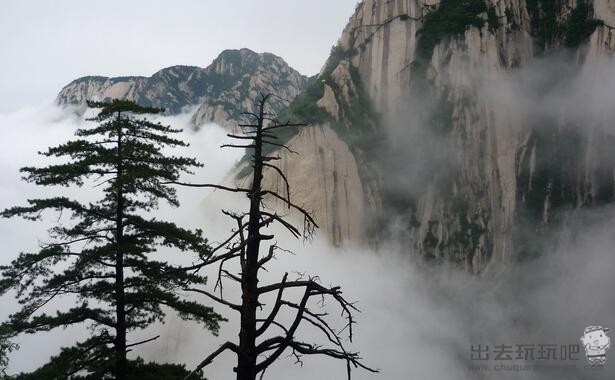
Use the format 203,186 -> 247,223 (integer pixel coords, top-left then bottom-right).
86,99 -> 165,120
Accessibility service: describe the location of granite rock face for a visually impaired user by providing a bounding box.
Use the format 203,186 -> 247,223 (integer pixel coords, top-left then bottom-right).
233,124 -> 374,247
256,0 -> 615,272
56,1 -> 615,272
56,48 -> 310,128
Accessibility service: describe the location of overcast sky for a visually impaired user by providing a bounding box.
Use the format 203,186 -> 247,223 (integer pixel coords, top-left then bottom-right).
0,0 -> 357,112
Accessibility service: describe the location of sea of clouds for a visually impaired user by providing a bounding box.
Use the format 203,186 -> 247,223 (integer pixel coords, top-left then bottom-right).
0,100 -> 614,380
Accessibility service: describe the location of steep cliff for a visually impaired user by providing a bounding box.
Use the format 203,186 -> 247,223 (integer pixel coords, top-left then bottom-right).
56,48 -> 310,128
253,0 -> 615,272
54,1 -> 615,271
233,124 -> 376,246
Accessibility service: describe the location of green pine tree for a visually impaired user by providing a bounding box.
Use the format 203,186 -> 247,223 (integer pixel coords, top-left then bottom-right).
0,99 -> 224,379
12,350 -> 206,380
0,324 -> 18,378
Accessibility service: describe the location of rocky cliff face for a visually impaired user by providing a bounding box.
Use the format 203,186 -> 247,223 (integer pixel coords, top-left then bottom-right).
55,1 -> 615,271
252,0 -> 615,272
233,123 -> 378,247
57,48 -> 310,128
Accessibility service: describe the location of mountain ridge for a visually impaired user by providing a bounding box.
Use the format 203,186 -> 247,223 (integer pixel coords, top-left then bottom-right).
56,48 -> 310,128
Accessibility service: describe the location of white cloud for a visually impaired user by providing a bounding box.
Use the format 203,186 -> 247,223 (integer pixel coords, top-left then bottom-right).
2,103 -> 615,379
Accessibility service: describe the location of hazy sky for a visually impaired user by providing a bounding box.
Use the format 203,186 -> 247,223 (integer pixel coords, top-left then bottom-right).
0,0 -> 357,112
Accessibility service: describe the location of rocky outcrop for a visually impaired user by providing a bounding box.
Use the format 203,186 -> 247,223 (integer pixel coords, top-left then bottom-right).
56,49 -> 310,128
233,43 -> 383,247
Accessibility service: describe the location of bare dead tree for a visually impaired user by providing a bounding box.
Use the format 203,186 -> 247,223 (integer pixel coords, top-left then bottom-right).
170,93 -> 377,380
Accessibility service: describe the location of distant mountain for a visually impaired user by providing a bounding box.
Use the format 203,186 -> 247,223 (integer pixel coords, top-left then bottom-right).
56,48 -> 311,128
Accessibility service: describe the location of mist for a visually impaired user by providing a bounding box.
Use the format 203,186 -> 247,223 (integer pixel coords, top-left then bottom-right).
1,83 -> 615,380
377,53 -> 615,379
382,53 -> 615,204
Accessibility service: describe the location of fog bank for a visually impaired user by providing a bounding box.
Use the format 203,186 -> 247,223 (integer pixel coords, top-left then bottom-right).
0,103 -> 614,379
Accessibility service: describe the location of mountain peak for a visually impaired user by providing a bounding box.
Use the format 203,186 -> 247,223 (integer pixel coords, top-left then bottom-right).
56,49 -> 309,125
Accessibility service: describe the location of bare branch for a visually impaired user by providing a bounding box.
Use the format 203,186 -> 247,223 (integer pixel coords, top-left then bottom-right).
221,144 -> 256,149
262,155 -> 281,162
227,134 -> 256,140
185,341 -> 239,379
262,122 -> 308,132
184,287 -> 241,311
260,211 -> 300,238
263,163 -> 291,206
240,111 -> 259,120
256,272 -> 287,337
257,243 -> 278,267
126,335 -> 160,349
162,181 -> 251,193
262,140 -> 299,154
254,287 -> 312,369
260,190 -> 318,229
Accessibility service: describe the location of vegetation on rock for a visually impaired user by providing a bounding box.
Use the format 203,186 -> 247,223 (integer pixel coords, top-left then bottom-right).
564,0 -> 603,48
527,0 -> 602,49
415,0 -> 487,61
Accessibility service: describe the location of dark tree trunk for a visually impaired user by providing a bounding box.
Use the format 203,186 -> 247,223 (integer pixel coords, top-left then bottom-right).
114,111 -> 127,380
179,94 -> 375,379
236,104 -> 265,380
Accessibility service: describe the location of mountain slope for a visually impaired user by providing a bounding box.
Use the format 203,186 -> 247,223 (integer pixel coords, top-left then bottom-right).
56,48 -> 310,128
